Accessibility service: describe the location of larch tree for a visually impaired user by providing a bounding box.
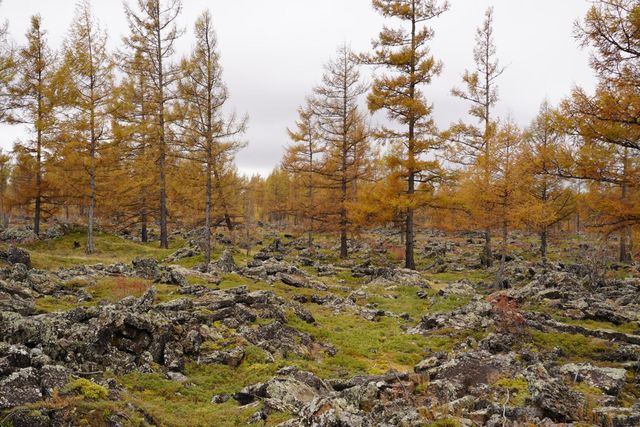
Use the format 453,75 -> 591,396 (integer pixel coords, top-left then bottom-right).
519,102 -> 575,263
284,101 -> 323,247
9,15 -> 58,236
112,50 -> 157,242
60,0 -> 114,254
447,7 -> 504,268
363,0 -> 449,270
123,0 -> 183,248
561,85 -> 640,263
562,0 -> 640,262
313,45 -> 369,259
489,120 -> 523,286
0,0 -> 15,123
177,10 -> 247,270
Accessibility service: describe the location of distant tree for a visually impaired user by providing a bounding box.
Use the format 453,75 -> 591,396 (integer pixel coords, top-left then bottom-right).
123,0 -> 184,248
561,0 -> 640,263
284,102 -> 324,247
0,0 -> 15,122
519,102 -> 575,263
9,15 -> 59,236
177,10 -> 247,269
363,0 -> 449,270
447,7 -> 504,268
59,0 -> 114,253
112,50 -> 157,242
313,45 -> 370,259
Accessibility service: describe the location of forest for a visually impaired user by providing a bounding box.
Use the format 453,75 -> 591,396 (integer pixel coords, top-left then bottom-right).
0,0 -> 639,426
0,0 -> 634,272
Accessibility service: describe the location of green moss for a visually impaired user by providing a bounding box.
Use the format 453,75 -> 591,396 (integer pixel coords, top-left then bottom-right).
116,359 -> 288,427
64,378 -> 108,400
35,296 -> 90,313
572,382 -> 604,396
426,419 -> 461,427
493,377 -> 531,406
286,309 -> 432,377
559,318 -> 639,335
530,331 -> 614,360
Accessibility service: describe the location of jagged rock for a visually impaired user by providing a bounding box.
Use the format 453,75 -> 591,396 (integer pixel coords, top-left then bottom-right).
592,407 -> 640,427
438,280 -> 474,296
242,321 -> 334,358
154,266 -> 188,286
165,246 -> 200,262
529,377 -> 585,422
0,281 -> 35,315
132,258 -> 158,280
210,249 -> 237,273
135,287 -> 157,311
425,351 -> 517,398
409,299 -> 493,333
280,274 -> 309,288
289,302 -> 315,324
201,347 -> 245,367
0,228 -> 38,243
0,367 -> 42,409
211,394 -> 231,404
39,364 -> 70,397
414,356 -> 441,373
558,363 -> 627,395
7,246 -> 32,269
479,333 -> 516,354
43,223 -> 73,240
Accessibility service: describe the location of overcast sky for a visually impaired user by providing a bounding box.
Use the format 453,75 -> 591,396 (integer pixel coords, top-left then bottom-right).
0,0 -> 597,177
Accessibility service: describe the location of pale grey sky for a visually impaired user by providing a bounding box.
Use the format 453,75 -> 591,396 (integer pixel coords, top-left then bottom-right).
0,0 -> 597,177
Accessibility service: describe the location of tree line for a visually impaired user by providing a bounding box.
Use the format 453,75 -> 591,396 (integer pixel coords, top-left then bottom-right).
0,0 -> 638,272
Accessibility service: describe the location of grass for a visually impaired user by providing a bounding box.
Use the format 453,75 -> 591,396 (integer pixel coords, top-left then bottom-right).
23,231 -> 181,269
35,278 -> 184,313
117,351 -> 291,427
284,307 -> 476,378
530,331 -> 615,361
559,318 -> 639,335
363,285 -> 472,318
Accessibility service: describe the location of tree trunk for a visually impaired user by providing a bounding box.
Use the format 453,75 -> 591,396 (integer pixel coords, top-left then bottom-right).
340,155 -> 348,259
87,167 -> 95,254
159,149 -> 168,248
405,9 -> 417,271
540,227 -> 548,264
204,155 -> 213,271
140,210 -> 148,243
494,221 -> 507,288
482,230 -> 493,268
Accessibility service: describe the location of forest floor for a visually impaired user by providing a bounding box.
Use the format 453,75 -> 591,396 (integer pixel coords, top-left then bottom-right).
0,225 -> 639,426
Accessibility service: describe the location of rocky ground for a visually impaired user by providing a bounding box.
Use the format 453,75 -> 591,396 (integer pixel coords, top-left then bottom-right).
0,226 -> 638,426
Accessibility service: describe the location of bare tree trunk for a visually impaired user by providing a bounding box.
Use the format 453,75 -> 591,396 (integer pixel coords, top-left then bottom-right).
540,227 -> 548,264
482,230 -> 493,268
159,148 -> 168,248
494,221 -> 507,288
34,91 -> 43,236
140,208 -> 148,242
340,149 -> 348,259
87,89 -> 96,254
404,11 -> 417,271
87,166 -> 95,254
204,153 -> 213,271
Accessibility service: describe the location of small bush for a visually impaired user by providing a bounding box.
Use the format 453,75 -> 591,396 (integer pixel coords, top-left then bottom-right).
488,295 -> 526,335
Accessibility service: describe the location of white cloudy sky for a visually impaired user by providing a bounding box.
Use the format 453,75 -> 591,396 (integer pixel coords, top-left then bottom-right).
0,0 -> 597,177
